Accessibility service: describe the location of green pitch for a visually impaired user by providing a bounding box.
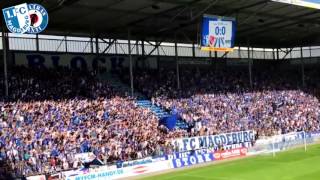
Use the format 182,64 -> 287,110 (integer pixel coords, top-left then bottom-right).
141,144 -> 320,180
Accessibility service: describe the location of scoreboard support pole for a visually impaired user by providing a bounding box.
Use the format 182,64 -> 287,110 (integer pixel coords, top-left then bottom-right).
1,28 -> 9,97
128,29 -> 134,97
300,47 -> 305,87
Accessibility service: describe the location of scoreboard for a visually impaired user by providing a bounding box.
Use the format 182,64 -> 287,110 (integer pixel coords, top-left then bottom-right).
201,15 -> 236,52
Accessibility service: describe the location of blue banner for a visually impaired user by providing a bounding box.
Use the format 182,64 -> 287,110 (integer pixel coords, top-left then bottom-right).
165,149 -> 210,160
172,153 -> 215,168
159,114 -> 178,130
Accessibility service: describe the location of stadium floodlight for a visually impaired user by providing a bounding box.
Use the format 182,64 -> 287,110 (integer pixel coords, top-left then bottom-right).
272,0 -> 320,9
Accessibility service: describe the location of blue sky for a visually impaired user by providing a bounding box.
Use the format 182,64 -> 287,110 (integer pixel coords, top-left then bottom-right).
302,0 -> 320,4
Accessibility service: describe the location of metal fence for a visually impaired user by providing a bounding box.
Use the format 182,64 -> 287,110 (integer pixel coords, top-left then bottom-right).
1,34 -> 320,60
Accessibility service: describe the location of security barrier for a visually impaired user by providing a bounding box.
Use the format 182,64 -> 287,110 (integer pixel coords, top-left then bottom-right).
27,131 -> 320,180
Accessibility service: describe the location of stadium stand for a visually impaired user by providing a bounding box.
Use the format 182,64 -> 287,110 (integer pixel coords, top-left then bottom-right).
2,0 -> 320,179
1,65 -> 320,178
0,67 -> 185,177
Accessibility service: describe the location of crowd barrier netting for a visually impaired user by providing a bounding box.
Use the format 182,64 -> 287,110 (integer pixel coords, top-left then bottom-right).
248,131 -> 320,156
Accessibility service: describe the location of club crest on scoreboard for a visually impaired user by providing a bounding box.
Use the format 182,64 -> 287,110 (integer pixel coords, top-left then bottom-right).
2,3 -> 49,34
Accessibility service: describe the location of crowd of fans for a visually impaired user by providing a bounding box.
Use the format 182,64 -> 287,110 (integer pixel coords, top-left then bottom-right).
132,67 -> 320,137
0,67 -> 183,178
0,64 -> 320,178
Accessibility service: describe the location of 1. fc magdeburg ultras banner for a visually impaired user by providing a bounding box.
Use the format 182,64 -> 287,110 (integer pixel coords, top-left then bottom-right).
172,130 -> 255,152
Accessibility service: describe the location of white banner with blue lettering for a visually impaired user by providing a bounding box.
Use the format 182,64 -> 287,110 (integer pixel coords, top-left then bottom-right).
172,130 -> 255,152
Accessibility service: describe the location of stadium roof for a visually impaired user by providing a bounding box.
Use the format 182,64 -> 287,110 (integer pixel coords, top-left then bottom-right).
1,0 -> 320,48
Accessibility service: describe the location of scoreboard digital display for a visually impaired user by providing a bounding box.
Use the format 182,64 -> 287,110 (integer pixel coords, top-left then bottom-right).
201,15 -> 236,52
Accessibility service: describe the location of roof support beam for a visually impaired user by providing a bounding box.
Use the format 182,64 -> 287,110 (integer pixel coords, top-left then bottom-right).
144,37 -> 167,57
282,47 -> 294,60
222,51 -> 230,58
147,41 -> 164,57
102,39 -> 116,54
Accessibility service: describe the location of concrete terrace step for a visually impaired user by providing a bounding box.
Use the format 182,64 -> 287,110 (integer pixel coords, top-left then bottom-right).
136,100 -> 189,130
136,100 -> 169,117
136,100 -> 188,129
99,72 -> 147,100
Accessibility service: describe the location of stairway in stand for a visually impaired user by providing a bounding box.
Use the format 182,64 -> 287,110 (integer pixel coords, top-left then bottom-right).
98,72 -> 189,130
98,72 -> 145,99
136,100 -> 189,130
136,100 -> 170,119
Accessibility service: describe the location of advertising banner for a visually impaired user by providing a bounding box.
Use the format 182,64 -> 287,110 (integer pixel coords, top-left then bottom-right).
122,157 -> 153,167
213,148 -> 247,161
26,175 -> 46,180
66,169 -> 124,180
171,153 -> 215,168
65,160 -> 172,180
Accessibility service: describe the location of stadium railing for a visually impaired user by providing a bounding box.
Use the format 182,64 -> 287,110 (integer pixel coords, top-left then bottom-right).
248,131 -> 320,157
4,35 -> 318,60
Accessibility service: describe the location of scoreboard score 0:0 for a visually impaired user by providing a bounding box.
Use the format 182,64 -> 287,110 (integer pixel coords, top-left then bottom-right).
201,15 -> 236,52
